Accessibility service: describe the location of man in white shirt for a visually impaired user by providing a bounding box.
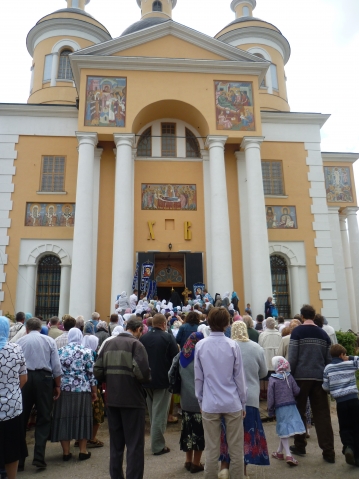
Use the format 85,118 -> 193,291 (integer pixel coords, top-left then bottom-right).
129,289 -> 138,312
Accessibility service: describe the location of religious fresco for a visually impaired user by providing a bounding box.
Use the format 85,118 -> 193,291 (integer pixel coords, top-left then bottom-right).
214,81 -> 255,131
266,206 -> 297,229
324,166 -> 353,202
25,203 -> 75,227
141,184 -> 197,210
84,76 -> 126,127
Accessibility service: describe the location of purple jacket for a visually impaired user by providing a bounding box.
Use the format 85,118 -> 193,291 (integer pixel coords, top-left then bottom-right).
267,374 -> 300,417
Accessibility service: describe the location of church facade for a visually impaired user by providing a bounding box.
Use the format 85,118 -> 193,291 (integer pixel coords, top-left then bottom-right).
0,0 -> 358,331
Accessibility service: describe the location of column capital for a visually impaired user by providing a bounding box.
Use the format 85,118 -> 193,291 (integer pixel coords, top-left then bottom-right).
241,136 -> 265,150
234,150 -> 245,161
205,135 -> 228,149
327,206 -> 341,214
76,132 -> 98,147
342,206 -> 359,217
94,147 -> 103,160
113,133 -> 135,148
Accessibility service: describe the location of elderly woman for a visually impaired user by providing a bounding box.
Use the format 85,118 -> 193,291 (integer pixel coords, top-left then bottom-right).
258,317 -> 282,400
219,321 -> 269,478
277,319 -> 301,359
242,315 -> 259,343
0,316 -> 28,479
95,321 -> 109,348
51,328 -> 97,461
170,332 -> 205,474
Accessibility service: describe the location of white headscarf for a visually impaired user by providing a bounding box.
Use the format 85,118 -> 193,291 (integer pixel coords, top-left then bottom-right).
68,327 -> 83,345
198,324 -> 211,338
222,291 -> 230,299
112,326 -> 124,336
82,335 -> 99,351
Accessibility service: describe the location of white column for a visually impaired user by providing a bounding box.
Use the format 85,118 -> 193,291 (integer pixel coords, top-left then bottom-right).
242,137 -> 272,318
339,214 -> 357,330
50,52 -> 59,87
69,132 -> 98,320
202,151 -> 213,293
343,207 -> 359,331
112,134 -> 135,307
24,264 -> 37,315
235,151 -> 251,305
92,148 -> 102,312
290,264 -> 301,316
328,207 -> 351,330
205,136 -> 233,295
58,264 -> 71,319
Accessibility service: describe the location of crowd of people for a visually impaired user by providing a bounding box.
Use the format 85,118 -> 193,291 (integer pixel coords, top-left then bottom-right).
1,288 -> 359,479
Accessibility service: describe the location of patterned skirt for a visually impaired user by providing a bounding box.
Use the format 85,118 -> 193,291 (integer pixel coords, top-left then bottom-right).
180,410 -> 205,452
51,391 -> 93,442
219,406 -> 270,466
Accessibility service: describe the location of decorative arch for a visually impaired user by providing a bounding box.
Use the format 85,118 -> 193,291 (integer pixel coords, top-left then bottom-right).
27,243 -> 71,266
51,39 -> 81,54
269,244 -> 298,265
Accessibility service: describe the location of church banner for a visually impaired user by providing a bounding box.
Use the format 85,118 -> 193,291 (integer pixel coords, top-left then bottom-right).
85,76 -> 126,127
140,261 -> 154,293
214,81 -> 255,131
141,184 -> 197,210
25,203 -> 75,227
266,206 -> 297,229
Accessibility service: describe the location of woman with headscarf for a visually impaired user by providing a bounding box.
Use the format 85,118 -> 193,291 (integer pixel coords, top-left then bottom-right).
219,322 -> 269,478
83,321 -> 95,336
221,292 -> 231,310
0,316 -> 27,479
258,317 -> 282,400
169,332 -> 205,474
0,316 -> 28,479
214,294 -> 222,307
115,291 -> 130,313
231,292 -> 240,312
95,321 -> 109,348
51,328 -> 97,461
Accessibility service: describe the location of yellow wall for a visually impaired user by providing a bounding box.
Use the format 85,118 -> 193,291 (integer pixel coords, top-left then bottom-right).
323,162 -> 358,208
262,141 -> 322,312
2,136 -> 78,314
79,68 -> 262,141
113,36 -> 226,61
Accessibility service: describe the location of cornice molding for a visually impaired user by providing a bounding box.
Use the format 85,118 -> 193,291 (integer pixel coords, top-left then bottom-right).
217,25 -> 291,64
70,55 -> 269,91
26,18 -> 112,56
261,111 -> 330,127
322,152 -> 359,164
74,21 -> 264,63
0,103 -> 78,118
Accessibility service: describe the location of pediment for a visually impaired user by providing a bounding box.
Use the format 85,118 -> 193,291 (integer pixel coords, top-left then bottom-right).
72,20 -> 266,63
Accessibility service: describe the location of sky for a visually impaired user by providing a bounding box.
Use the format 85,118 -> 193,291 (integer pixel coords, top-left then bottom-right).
1,0 -> 358,162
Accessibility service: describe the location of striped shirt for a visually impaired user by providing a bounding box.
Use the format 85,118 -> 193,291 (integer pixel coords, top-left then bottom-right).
323,356 -> 359,402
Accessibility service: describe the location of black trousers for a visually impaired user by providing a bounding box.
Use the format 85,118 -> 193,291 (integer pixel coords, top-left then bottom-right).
337,398 -> 359,458
294,380 -> 335,459
107,407 -> 145,479
21,370 -> 54,464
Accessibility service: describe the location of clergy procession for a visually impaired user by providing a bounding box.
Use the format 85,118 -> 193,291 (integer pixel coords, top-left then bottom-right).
1,287 -> 359,479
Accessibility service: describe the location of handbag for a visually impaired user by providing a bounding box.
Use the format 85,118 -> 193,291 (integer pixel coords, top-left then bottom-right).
168,353 -> 181,394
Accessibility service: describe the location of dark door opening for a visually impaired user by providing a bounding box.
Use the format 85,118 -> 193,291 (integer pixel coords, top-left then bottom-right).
156,286 -> 184,303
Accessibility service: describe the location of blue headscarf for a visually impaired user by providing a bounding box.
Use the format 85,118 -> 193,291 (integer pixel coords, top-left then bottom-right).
40,326 -> 49,335
84,322 -> 95,335
231,292 -> 239,300
179,332 -> 204,368
0,316 -> 10,350
25,313 -> 32,324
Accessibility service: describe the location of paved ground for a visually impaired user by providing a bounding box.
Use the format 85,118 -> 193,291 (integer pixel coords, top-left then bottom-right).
19,410 -> 359,479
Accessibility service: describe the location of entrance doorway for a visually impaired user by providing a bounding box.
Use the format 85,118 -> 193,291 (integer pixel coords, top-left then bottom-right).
270,254 -> 291,318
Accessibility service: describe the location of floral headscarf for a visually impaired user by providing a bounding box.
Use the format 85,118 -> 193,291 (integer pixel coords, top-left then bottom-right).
231,321 -> 249,342
0,316 -> 10,350
271,356 -> 291,386
179,332 -> 204,368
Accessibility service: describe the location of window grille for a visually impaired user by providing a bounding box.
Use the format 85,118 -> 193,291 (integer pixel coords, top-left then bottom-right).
185,128 -> 201,158
153,1 -> 162,11
270,255 -> 291,318
261,161 -> 284,195
41,156 -> 65,192
58,50 -> 73,80
137,128 -> 152,157
161,123 -> 176,157
35,255 -> 61,320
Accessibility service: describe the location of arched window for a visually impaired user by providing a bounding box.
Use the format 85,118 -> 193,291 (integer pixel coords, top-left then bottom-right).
58,49 -> 73,80
253,53 -> 267,87
137,127 -> 152,157
153,1 -> 162,12
185,128 -> 201,158
35,255 -> 61,320
242,6 -> 250,16
270,255 -> 291,318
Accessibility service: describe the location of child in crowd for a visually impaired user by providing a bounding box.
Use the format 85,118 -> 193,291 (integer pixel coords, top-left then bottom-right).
323,344 -> 359,467
245,303 -> 252,316
267,356 -> 305,467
